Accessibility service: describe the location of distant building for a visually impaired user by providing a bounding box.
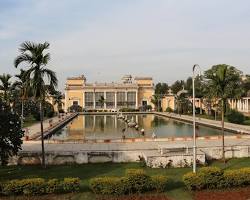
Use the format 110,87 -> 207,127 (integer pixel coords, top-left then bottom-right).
64,75 -> 154,111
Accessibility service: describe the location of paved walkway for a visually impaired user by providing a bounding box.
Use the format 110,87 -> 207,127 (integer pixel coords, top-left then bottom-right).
21,135 -> 250,152
156,112 -> 250,134
24,113 -> 74,139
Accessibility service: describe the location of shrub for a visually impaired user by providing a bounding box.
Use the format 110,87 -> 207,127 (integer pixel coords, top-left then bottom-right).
151,175 -> 168,192
227,109 -> 245,124
68,105 -> 83,112
198,167 -> 223,189
183,167 -> 250,191
124,169 -> 152,194
183,172 -> 204,190
2,178 -> 46,195
89,169 -> 163,195
89,177 -> 125,195
22,178 -> 46,195
0,182 -> 2,194
222,167 -> 250,188
119,108 -> 139,112
165,107 -> 173,112
46,179 -> 61,194
1,177 -> 80,196
62,178 -> 80,192
146,105 -> 152,111
58,109 -> 65,113
2,179 -> 26,195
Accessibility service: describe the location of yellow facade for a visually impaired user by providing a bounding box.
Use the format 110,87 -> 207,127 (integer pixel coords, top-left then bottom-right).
161,95 -> 176,111
64,75 -> 154,111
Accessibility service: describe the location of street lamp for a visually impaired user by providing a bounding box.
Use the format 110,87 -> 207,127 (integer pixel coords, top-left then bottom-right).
192,64 -> 201,173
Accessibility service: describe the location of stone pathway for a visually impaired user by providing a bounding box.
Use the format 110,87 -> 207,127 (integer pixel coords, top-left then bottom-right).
156,112 -> 250,134
21,135 -> 250,152
23,113 -> 75,139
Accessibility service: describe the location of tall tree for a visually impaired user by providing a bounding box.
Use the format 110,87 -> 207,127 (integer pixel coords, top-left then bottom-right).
155,83 -> 169,95
13,69 -> 31,127
0,74 -> 13,104
14,41 -> 58,168
171,80 -> 184,95
241,75 -> 250,97
204,64 -> 243,162
52,90 -> 64,112
151,94 -> 162,111
0,99 -> 24,165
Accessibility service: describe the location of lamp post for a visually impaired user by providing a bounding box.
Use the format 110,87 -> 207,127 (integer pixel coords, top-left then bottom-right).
192,64 -> 201,173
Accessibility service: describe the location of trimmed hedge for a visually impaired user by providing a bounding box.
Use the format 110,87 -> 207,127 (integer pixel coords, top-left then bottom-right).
119,108 -> 139,112
1,177 -> 80,196
62,177 -> 80,192
223,168 -> 250,188
89,177 -> 125,195
151,175 -> 169,192
227,109 -> 245,124
183,167 -> 250,191
124,169 -> 152,194
89,169 -> 169,195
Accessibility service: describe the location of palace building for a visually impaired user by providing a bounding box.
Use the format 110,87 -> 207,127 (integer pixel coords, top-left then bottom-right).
64,75 -> 154,111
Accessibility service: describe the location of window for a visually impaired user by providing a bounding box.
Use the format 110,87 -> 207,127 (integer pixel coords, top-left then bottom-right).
106,92 -> 115,108
127,92 -> 136,108
95,92 -> 104,108
85,92 -> 93,107
117,92 -> 126,107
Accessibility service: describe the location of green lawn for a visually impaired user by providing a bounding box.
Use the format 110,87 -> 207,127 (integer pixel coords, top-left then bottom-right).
23,115 -> 38,127
23,115 -> 50,127
1,158 -> 250,200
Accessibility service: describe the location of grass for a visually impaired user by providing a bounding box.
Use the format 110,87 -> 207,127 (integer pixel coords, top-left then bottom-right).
23,115 -> 50,127
1,158 -> 250,200
23,115 -> 38,127
188,113 -> 250,125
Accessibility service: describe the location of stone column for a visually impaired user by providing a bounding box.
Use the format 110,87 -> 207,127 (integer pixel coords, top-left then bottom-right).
135,90 -> 138,109
244,100 -> 247,112
104,91 -> 107,109
82,92 -> 85,108
247,99 -> 249,112
104,115 -> 106,125
125,90 -> 128,107
93,92 -> 96,109
114,116 -> 117,128
115,92 -> 117,110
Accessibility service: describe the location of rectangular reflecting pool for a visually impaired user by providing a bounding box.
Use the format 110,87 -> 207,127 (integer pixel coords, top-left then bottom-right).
48,114 -> 232,141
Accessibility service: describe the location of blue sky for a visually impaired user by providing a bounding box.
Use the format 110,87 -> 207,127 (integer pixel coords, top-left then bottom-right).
0,0 -> 250,90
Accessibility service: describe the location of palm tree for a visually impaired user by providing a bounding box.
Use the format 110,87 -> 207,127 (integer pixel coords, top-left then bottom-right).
13,69 -> 31,127
0,74 -> 13,104
98,95 -> 105,109
151,94 -> 162,111
52,91 -> 64,112
204,64 -> 243,162
14,41 -> 58,168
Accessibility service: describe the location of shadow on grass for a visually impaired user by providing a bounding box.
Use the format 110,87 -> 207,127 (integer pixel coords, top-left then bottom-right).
166,179 -> 186,191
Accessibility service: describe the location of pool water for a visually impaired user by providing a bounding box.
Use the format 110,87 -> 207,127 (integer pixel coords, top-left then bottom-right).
49,114 -> 232,140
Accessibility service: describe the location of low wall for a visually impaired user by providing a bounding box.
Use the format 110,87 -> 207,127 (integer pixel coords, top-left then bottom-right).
8,145 -> 250,168
9,150 -> 142,165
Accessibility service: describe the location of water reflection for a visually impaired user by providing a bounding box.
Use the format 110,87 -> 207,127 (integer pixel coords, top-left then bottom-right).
49,114 -> 232,140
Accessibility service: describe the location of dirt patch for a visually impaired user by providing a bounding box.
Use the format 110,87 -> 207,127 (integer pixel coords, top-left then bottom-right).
97,194 -> 171,200
0,194 -> 74,200
194,187 -> 250,200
